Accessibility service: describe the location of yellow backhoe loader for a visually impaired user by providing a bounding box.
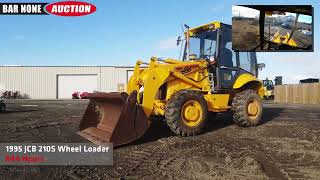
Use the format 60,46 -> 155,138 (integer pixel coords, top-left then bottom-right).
78,22 -> 265,147
262,78 -> 274,100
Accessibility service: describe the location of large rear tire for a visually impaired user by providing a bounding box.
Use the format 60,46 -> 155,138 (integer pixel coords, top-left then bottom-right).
165,90 -> 208,136
232,89 -> 263,127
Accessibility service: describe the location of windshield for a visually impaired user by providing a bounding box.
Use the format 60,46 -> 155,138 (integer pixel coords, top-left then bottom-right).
264,12 -> 312,48
290,14 -> 313,48
188,37 -> 201,59
183,31 -> 217,61
264,12 -> 297,42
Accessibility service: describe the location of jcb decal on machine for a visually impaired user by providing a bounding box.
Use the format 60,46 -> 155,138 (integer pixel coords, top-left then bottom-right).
180,67 -> 192,74
0,1 -> 96,16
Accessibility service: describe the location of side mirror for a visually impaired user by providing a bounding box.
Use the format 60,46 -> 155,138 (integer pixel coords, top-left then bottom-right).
257,63 -> 266,70
176,36 -> 181,46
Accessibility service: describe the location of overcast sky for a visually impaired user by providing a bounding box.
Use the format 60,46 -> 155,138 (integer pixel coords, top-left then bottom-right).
0,0 -> 318,84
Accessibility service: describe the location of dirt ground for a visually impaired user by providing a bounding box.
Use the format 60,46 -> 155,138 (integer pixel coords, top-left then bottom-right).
0,100 -> 320,179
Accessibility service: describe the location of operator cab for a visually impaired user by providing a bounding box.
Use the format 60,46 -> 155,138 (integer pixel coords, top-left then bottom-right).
181,22 -> 259,90
263,79 -> 274,90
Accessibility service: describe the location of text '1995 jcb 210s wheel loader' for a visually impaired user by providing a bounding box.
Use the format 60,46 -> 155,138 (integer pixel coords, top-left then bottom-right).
77,21 -> 265,147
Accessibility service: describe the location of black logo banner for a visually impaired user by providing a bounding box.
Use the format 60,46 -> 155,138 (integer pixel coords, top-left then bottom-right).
0,3 -> 49,15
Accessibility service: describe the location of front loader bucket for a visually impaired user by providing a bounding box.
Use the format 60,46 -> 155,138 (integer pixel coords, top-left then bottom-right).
78,91 -> 149,147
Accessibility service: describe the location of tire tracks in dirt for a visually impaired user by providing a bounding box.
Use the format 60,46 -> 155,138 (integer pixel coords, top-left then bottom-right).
6,121 -> 74,134
231,136 -> 286,179
107,137 -> 197,179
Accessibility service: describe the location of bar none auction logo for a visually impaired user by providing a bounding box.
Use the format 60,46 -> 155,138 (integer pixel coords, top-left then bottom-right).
0,1 -> 96,16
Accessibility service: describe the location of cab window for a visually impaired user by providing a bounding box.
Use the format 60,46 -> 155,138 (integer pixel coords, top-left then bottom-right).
220,28 -> 237,67
239,52 -> 251,72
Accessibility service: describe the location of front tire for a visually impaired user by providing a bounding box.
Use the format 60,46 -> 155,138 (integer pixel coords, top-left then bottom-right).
165,90 -> 208,136
232,90 -> 263,127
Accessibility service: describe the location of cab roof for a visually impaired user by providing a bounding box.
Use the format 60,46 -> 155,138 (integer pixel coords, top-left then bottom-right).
186,21 -> 231,37
241,5 -> 312,16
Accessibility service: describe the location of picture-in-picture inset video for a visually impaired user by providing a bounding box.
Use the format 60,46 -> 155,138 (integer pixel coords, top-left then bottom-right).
232,5 -> 313,51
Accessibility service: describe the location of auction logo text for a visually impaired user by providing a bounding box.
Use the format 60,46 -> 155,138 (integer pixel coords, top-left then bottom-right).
0,1 -> 96,16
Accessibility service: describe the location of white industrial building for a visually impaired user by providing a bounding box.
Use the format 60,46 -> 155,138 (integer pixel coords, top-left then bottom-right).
0,66 -> 134,99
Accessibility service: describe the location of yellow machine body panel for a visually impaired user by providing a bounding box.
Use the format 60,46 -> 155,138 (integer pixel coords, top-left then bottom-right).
258,87 -> 266,99
204,94 -> 230,112
233,73 -> 262,89
264,88 -> 273,96
233,73 -> 264,98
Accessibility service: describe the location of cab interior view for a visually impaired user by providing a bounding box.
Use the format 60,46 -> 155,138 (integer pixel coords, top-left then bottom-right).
232,5 -> 313,51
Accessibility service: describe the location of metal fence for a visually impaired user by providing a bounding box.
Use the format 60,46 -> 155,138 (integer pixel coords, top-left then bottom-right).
274,83 -> 320,104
